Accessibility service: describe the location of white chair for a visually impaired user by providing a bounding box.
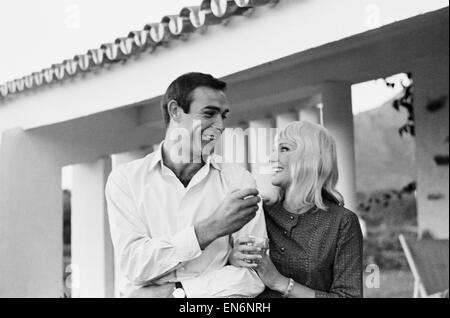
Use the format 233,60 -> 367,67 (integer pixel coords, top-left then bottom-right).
399,234 -> 449,298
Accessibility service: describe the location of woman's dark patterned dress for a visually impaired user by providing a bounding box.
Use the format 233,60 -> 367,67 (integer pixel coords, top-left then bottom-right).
259,199 -> 364,298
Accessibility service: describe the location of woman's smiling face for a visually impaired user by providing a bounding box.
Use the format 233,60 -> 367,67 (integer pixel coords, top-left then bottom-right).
269,137 -> 297,189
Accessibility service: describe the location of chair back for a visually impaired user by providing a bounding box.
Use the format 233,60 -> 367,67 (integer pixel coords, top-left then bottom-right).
400,234 -> 449,295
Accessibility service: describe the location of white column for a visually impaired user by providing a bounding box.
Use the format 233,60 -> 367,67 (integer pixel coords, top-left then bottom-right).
299,105 -> 322,125
276,112 -> 298,130
71,157 -> 114,298
248,118 -> 278,200
111,149 -> 149,168
0,129 -> 64,297
320,82 -> 358,214
221,122 -> 249,170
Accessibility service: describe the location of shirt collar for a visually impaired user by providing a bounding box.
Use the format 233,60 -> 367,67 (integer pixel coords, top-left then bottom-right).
208,153 -> 222,171
147,142 -> 164,172
147,141 -> 222,172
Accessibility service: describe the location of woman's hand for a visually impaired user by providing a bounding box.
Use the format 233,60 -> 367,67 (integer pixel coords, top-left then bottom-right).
229,236 -> 263,268
228,236 -> 289,293
255,253 -> 290,293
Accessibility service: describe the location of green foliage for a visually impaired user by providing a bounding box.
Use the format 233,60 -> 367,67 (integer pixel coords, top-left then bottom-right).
384,73 -> 415,137
359,184 -> 418,270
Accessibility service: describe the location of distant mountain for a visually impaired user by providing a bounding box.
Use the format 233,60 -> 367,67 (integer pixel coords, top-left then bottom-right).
354,97 -> 416,193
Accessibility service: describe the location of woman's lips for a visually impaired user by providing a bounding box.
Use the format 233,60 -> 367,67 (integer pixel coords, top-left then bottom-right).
271,166 -> 283,173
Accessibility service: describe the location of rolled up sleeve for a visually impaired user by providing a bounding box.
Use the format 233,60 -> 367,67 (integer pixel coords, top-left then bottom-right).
182,265 -> 265,298
179,201 -> 267,297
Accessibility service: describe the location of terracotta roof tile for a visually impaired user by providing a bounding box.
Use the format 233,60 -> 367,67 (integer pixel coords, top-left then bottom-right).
0,0 -> 279,100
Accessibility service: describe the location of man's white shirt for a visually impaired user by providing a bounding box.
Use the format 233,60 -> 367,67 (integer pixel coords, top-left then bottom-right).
105,143 -> 267,297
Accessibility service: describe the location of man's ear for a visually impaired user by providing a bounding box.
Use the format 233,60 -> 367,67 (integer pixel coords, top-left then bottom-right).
167,100 -> 183,123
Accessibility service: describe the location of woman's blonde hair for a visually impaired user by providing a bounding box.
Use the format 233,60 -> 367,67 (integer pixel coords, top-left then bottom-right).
273,120 -> 344,210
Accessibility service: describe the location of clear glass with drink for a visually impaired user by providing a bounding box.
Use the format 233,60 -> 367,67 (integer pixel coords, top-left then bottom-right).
237,235 -> 269,264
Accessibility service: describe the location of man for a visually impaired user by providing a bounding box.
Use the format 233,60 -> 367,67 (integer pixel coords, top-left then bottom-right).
105,72 -> 267,297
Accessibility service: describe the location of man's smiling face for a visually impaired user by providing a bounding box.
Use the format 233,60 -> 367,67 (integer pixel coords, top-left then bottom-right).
179,86 -> 230,159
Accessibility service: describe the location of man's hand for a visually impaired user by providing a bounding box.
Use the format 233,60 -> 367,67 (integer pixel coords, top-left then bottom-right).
195,188 -> 261,250
127,283 -> 175,298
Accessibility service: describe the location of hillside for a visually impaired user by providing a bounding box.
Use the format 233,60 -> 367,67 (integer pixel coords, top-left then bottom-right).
354,97 -> 416,193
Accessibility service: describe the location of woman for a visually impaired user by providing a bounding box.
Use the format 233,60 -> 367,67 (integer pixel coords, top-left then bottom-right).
229,121 -> 363,298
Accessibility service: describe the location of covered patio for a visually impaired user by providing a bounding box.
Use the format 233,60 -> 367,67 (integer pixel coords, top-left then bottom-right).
0,1 -> 448,297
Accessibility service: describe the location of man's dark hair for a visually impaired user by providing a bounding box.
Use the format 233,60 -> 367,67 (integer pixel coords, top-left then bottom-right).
161,72 -> 227,127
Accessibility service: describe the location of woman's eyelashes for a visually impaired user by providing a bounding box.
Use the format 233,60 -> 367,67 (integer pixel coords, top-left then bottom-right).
279,145 -> 290,152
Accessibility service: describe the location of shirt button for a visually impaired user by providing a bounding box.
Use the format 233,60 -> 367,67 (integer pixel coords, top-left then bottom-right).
283,230 -> 288,236
290,216 -> 294,220
280,247 -> 285,253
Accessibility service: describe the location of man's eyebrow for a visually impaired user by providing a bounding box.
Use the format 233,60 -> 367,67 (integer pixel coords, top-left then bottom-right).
202,106 -> 230,113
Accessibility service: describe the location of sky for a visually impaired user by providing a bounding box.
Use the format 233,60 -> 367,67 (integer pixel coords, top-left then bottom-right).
0,0 -> 200,84
351,73 -> 409,114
